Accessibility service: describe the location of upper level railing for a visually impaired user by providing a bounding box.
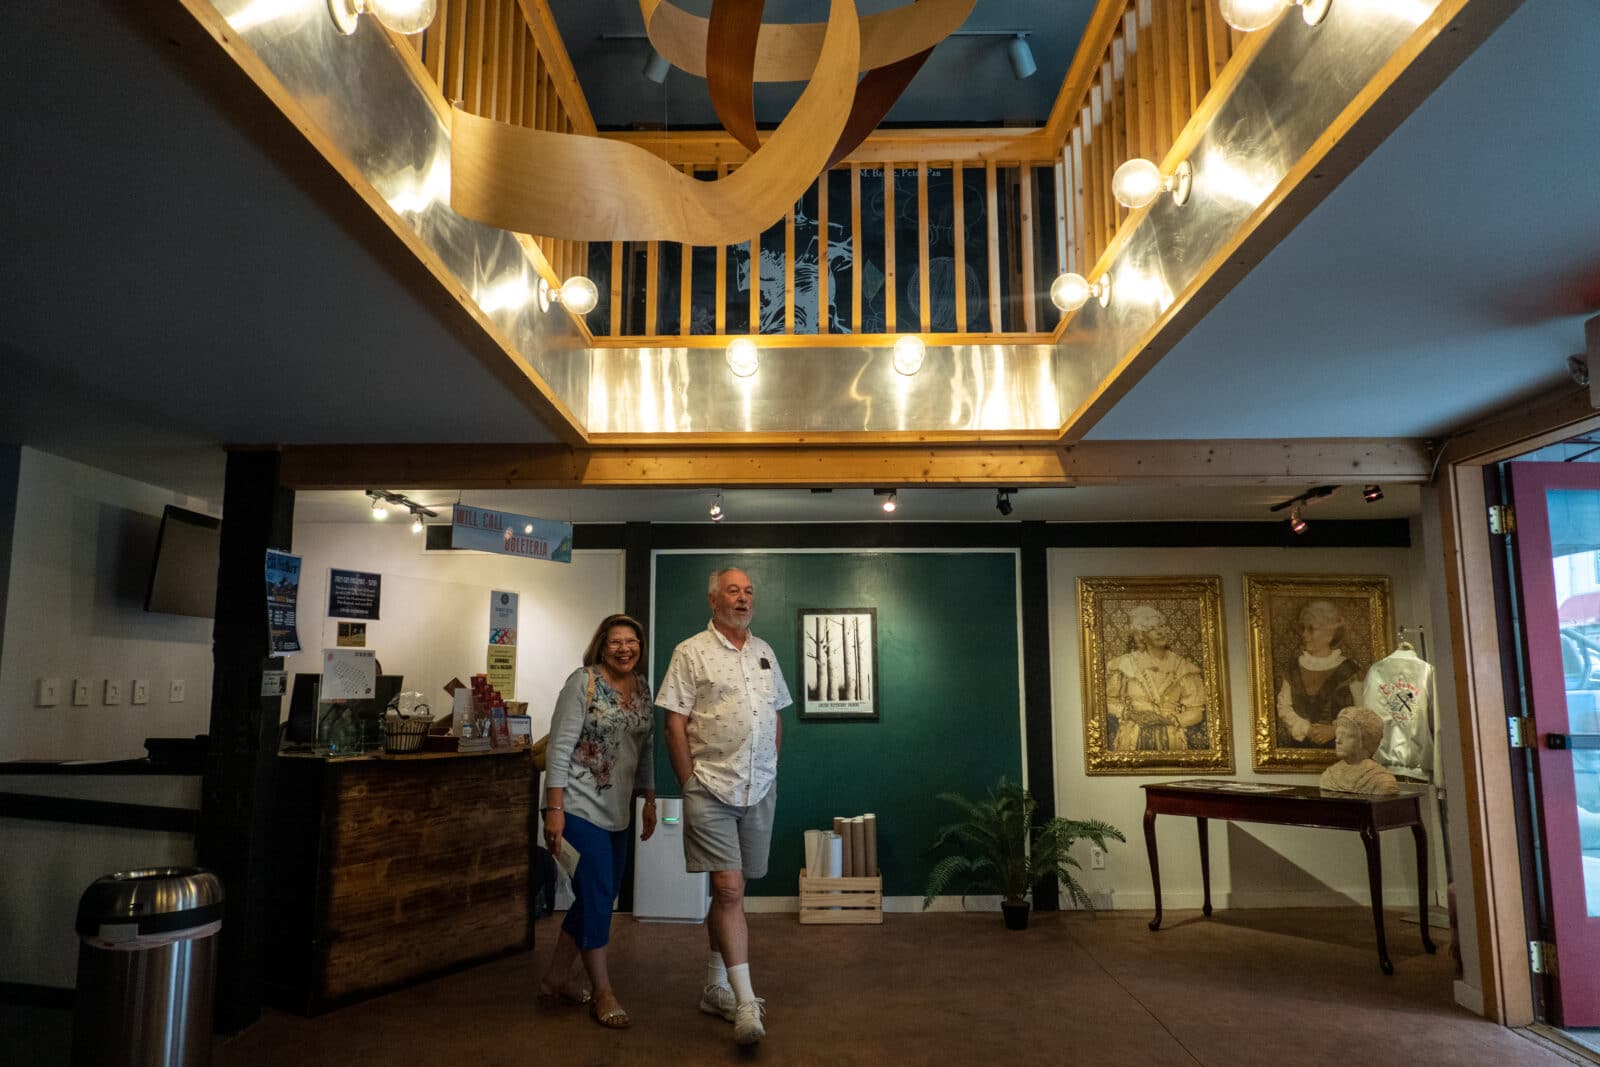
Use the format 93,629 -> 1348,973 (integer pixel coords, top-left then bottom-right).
390,0 -> 1251,348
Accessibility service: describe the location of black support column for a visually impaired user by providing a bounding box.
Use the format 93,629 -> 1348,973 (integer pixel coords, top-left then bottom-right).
1019,521 -> 1059,910
197,450 -> 294,1033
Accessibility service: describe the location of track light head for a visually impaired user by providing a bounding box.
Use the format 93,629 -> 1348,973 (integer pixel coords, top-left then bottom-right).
875,488 -> 898,514
1007,35 -> 1037,80
1289,508 -> 1308,535
1362,485 -> 1384,504
642,47 -> 671,84
995,488 -> 1015,517
709,494 -> 724,522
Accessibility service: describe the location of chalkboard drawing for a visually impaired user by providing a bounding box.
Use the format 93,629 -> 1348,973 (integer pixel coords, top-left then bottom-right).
798,608 -> 879,721
734,207 -> 856,334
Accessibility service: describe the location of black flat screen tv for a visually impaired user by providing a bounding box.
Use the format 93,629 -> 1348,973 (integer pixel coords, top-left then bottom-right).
144,505 -> 222,618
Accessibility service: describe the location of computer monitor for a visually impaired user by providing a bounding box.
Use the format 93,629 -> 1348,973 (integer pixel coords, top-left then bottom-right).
285,674 -> 321,743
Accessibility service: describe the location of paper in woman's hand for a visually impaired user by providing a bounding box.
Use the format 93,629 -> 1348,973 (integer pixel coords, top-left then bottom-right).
555,837 -> 582,880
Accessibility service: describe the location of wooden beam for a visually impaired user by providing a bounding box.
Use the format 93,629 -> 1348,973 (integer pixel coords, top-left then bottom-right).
1438,384 -> 1600,467
275,438 -> 1431,490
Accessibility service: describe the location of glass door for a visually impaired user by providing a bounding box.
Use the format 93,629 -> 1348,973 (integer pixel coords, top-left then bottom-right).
1509,461 -> 1600,1026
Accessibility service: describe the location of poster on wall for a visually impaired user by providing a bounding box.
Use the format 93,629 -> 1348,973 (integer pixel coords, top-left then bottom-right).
1078,576 -> 1233,776
337,622 -> 367,647
451,504 -> 572,564
489,590 -> 519,645
321,648 -> 376,700
1244,574 -> 1394,773
328,568 -> 382,620
797,608 -> 878,721
265,549 -> 302,655
486,644 -> 517,697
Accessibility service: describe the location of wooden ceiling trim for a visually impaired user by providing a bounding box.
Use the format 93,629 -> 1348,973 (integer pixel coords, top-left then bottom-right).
274,438 -> 1430,490
1437,384 -> 1600,468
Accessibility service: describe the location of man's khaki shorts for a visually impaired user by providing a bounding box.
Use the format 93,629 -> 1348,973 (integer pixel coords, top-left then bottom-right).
681,775 -> 777,879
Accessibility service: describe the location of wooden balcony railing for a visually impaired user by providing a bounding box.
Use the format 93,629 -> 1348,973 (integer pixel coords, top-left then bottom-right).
386,0 -> 1253,348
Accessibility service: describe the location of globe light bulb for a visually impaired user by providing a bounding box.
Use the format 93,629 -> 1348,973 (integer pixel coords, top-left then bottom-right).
558,276 -> 599,315
892,335 -> 925,376
1050,272 -> 1091,312
411,514 -> 424,534
1112,158 -> 1166,209
726,338 -> 759,378
371,498 -> 388,518
1218,0 -> 1289,32
330,0 -> 437,35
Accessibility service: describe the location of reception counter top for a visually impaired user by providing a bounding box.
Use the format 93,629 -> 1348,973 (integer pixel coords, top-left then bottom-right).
265,747 -> 535,1014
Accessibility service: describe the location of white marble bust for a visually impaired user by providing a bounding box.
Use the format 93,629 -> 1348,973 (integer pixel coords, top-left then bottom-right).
1319,706 -> 1399,795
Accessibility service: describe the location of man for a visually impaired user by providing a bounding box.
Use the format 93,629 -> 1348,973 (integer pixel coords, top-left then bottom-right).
657,566 -> 792,1047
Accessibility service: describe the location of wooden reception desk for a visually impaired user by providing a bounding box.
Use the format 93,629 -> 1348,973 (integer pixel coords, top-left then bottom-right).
265,749 -> 535,1014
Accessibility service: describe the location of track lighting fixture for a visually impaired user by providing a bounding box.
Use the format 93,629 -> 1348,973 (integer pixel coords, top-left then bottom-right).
1049,271 -> 1112,313
1363,485 -> 1384,504
1289,508 -> 1308,535
709,494 -> 725,522
1007,35 -> 1037,80
642,47 -> 671,84
367,490 -> 438,526
1268,484 -> 1338,513
538,275 -> 600,315
995,488 -> 1016,517
726,338 -> 759,378
328,0 -> 437,36
876,489 -> 898,514
1218,0 -> 1330,33
1112,158 -> 1193,209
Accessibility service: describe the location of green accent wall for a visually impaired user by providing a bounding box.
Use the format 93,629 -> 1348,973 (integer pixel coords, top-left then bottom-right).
651,552 -> 1024,898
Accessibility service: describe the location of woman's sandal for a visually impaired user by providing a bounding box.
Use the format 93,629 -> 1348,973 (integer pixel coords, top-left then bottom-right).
590,1001 -> 631,1029
535,980 -> 592,1007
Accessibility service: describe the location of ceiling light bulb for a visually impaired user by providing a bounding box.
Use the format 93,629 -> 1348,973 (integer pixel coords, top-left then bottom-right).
1289,508 -> 1308,535
329,0 -> 437,35
727,338 -> 759,378
709,494 -> 724,522
882,491 -> 898,514
411,514 -> 424,534
1112,158 -> 1192,209
892,335 -> 925,376
1219,0 -> 1330,32
371,498 -> 388,518
524,523 -> 534,534
557,276 -> 599,315
1363,484 -> 1384,503
1049,272 -> 1111,312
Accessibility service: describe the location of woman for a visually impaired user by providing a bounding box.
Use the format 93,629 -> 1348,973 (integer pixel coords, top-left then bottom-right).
537,614 -> 657,1029
1106,605 -> 1207,751
1275,600 -> 1366,749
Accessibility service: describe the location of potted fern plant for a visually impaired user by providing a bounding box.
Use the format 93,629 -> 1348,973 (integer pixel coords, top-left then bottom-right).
922,777 -> 1124,929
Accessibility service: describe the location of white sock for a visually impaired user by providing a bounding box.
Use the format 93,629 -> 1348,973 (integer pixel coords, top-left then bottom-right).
727,962 -> 755,1005
706,951 -> 728,989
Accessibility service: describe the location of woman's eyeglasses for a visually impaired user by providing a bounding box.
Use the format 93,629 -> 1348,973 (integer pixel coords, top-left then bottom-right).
604,638 -> 641,650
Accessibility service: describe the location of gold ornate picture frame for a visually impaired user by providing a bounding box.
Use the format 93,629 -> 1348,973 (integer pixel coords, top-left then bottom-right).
1244,574 -> 1394,773
1079,576 -> 1232,776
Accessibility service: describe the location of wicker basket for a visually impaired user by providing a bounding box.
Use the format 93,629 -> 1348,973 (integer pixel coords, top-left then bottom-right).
383,714 -> 432,754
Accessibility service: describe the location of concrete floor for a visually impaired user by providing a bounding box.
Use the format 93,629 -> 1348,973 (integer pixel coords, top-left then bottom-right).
203,907 -> 1579,1067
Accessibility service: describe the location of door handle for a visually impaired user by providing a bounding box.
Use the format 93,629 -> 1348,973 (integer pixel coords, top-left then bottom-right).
1546,733 -> 1600,750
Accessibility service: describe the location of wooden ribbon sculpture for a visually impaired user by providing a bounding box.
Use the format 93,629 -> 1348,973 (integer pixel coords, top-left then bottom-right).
450,0 -> 975,246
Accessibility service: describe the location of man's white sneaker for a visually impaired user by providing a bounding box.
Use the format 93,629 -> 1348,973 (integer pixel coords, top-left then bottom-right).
698,983 -> 737,1022
733,998 -> 766,1046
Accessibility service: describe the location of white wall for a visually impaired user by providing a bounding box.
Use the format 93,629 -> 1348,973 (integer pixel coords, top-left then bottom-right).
1049,538 -> 1450,914
285,520 -> 624,738
0,448 -> 219,761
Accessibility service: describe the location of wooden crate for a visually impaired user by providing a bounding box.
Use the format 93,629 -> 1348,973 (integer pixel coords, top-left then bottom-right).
798,871 -> 883,925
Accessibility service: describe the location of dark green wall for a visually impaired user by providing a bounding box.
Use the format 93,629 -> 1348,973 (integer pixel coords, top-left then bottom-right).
650,552 -> 1023,897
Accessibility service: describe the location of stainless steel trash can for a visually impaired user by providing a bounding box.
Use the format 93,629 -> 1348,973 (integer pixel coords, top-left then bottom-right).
72,867 -> 224,1067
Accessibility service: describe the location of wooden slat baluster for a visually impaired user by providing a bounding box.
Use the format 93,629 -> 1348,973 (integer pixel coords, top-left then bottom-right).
1101,60 -> 1120,233
715,164 -> 729,335
749,229 -> 760,334
1068,129 -> 1085,278
510,21 -> 524,126
952,162 -> 967,333
985,161 -> 1000,332
485,0 -> 502,118
1205,0 -> 1233,84
681,165 -> 694,336
851,164 -> 862,334
1054,158 -> 1068,281
1147,0 -> 1173,159
424,0 -> 447,87
523,32 -> 537,128
917,162 -> 930,332
784,205 -> 796,334
883,167 -> 896,333
530,48 -> 545,128
1138,0 -> 1163,160
465,0 -> 486,113
445,0 -> 467,103
1111,39 -> 1130,228
645,240 -> 659,336
1186,0 -> 1208,106
1079,108 -> 1096,273
1019,164 -> 1036,333
501,0 -> 517,123
817,171 -> 830,335
1164,0 -> 1190,148
610,241 -> 623,336
1118,14 -> 1140,166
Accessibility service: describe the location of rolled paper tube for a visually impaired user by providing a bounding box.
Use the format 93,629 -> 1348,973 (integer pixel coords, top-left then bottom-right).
863,813 -> 878,877
851,816 -> 867,878
839,818 -> 854,877
826,833 -> 843,879
804,829 -> 824,878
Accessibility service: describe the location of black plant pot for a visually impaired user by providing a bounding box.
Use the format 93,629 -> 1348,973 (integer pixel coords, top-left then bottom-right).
1001,900 -> 1031,930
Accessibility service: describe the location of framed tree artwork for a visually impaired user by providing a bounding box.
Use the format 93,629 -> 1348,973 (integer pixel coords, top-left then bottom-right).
1079,576 -> 1233,775
1244,574 -> 1394,773
797,608 -> 878,721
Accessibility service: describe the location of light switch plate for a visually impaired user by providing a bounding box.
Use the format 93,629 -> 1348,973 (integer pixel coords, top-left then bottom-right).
72,680 -> 91,706
103,680 -> 123,706
36,678 -> 61,707
131,679 -> 149,705
169,679 -> 186,703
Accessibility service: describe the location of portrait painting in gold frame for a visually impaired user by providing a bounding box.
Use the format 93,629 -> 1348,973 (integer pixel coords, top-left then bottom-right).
1079,576 -> 1232,776
1244,574 -> 1394,773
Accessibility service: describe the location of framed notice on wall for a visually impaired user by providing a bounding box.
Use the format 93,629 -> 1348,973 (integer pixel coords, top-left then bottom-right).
328,568 -> 381,620
797,608 -> 878,721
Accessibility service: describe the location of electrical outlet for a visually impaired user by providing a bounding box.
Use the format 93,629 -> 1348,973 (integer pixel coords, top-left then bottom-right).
103,680 -> 123,706
36,678 -> 61,707
73,680 -> 91,706
1089,845 -> 1106,870
169,679 -> 186,703
131,679 -> 150,705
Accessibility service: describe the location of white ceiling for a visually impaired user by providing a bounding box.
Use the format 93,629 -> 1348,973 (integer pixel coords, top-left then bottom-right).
2,0 -> 1593,517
